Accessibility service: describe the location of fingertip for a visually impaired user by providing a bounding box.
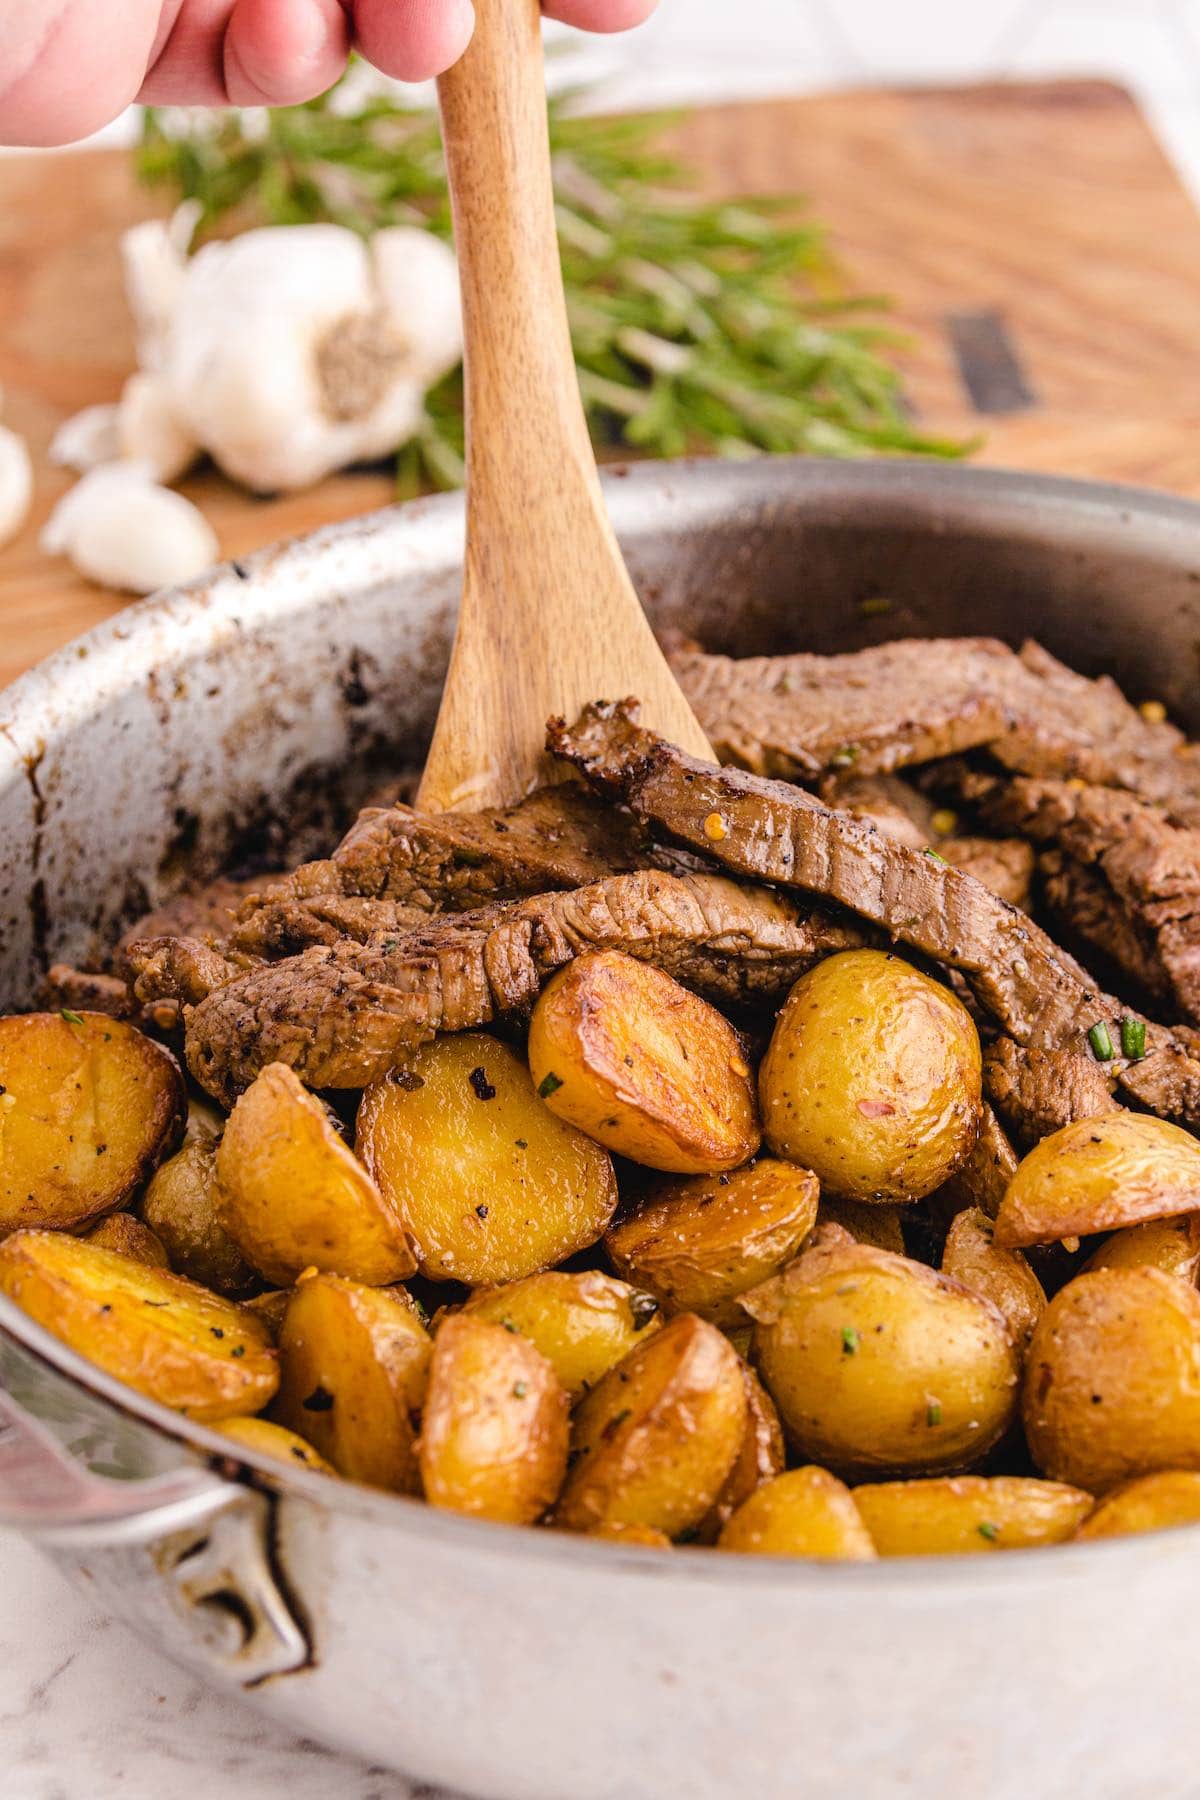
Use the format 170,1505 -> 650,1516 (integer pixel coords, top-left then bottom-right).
542,0 -> 657,32
352,0 -> 476,83
224,0 -> 352,105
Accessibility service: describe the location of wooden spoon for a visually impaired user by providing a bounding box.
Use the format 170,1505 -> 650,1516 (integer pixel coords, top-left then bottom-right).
416,0 -> 713,813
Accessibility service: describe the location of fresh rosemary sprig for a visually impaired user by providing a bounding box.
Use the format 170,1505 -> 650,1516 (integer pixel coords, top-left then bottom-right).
138,82 -> 967,492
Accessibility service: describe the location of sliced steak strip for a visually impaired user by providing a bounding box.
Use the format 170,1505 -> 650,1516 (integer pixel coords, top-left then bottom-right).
940,837 -> 1034,910
548,701 -> 1200,1127
984,1036 -> 1121,1148
818,773 -> 937,851
230,895 -> 433,958
129,870 -> 865,1106
939,1104 -> 1019,1219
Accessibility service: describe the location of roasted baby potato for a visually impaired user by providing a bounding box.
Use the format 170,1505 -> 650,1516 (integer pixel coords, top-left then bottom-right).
0,1230 -> 276,1420
273,1272 -> 431,1490
1075,1471 -> 1200,1541
605,1158 -> 819,1326
527,950 -> 761,1174
994,1112 -> 1200,1249
219,1415 -> 335,1474
853,1475 -> 1092,1555
84,1212 -> 170,1268
142,1136 -> 259,1297
817,1195 -> 905,1255
696,1365 -> 786,1543
0,1011 -> 185,1234
556,1313 -> 747,1537
218,1062 -> 416,1287
746,1232 -> 1019,1476
419,1315 -> 569,1524
718,1467 -> 876,1560
464,1270 -> 661,1397
357,1033 -> 617,1285
1024,1267 -> 1200,1491
941,1206 -> 1046,1356
758,950 -> 981,1204
1083,1213 -> 1200,1283
587,1521 -> 672,1547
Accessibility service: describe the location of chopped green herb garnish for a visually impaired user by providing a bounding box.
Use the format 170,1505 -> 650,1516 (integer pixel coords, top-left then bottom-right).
923,847 -> 947,866
537,1072 -> 564,1099
926,1402 -> 942,1427
1088,1021 -> 1115,1062
1120,1017 -> 1147,1061
231,1344 -> 245,1357
512,1381 -> 528,1399
977,1521 -> 1000,1542
59,1009 -> 85,1026
859,596 -> 894,617
380,939 -> 399,954
831,745 -> 860,769
841,1326 -> 860,1356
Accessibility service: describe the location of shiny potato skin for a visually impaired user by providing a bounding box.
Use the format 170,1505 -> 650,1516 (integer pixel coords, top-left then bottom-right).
527,951 -> 761,1175
0,1011 -> 185,1234
219,1415 -> 335,1475
758,951 -> 982,1204
1075,1471 -> 1200,1541
695,1365 -> 786,1543
1024,1268 -> 1200,1491
142,1137 -> 260,1297
419,1315 -> 569,1525
587,1522 -> 672,1547
464,1271 -> 661,1398
941,1206 -> 1046,1357
358,1033 -> 617,1285
273,1273 -> 431,1491
556,1313 -> 747,1538
995,1112 -> 1200,1249
0,1230 -> 276,1420
217,1063 -> 416,1287
605,1158 -> 818,1326
746,1234 -> 1019,1477
853,1475 -> 1092,1556
1083,1214 -> 1200,1283
718,1467 -> 876,1560
84,1212 -> 170,1268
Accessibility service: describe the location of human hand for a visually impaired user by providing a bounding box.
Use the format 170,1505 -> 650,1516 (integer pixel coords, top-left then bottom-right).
1,0 -> 657,147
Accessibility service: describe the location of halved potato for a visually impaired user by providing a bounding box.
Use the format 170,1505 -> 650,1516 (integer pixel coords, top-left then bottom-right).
606,1158 -> 818,1327
853,1475 -> 1092,1555
0,1011 -> 185,1234
217,1062 -> 415,1286
718,1467 -> 876,1559
0,1229 -> 276,1420
464,1270 -> 661,1398
1083,1213 -> 1200,1283
357,1033 -> 617,1285
419,1315 -> 569,1524
272,1272 -> 430,1490
1075,1471 -> 1200,1541
695,1365 -> 786,1543
941,1206 -> 1046,1356
556,1313 -> 746,1538
817,1195 -> 905,1255
219,1415 -> 335,1474
84,1212 -> 170,1268
758,950 -> 982,1204
745,1232 -> 1019,1477
1024,1267 -> 1200,1491
527,950 -> 760,1174
142,1136 -> 259,1297
994,1112 -> 1200,1249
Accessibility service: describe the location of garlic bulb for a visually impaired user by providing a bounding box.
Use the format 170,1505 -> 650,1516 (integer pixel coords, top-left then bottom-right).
41,464 -> 219,595
0,423 -> 33,547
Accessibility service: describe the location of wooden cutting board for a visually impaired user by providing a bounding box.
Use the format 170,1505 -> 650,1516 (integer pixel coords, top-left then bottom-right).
3,76 -> 1200,690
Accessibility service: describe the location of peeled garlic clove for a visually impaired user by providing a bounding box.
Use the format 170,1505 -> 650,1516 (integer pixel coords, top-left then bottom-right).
49,403 -> 121,473
41,464 -> 218,595
0,424 -> 33,547
117,372 -> 199,483
370,227 -> 463,386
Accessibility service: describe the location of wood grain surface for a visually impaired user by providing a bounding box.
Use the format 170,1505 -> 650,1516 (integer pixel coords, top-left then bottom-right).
1,77 -> 1199,689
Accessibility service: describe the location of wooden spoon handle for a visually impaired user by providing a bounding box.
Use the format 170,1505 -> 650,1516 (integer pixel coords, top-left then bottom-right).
418,0 -> 712,812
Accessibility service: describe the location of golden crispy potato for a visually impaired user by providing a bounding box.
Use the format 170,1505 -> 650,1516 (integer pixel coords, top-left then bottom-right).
219,1415 -> 335,1474
758,950 -> 981,1204
419,1315 -> 569,1524
587,1522 -> 672,1547
1024,1268 -> 1200,1491
853,1475 -> 1092,1555
1084,1214 -> 1200,1283
358,1033 -> 617,1285
718,1467 -> 876,1560
556,1313 -> 747,1537
994,1112 -> 1200,1249
605,1158 -> 818,1327
527,950 -> 760,1174
142,1137 -> 259,1297
0,1011 -> 185,1234
84,1212 -> 170,1268
273,1273 -> 430,1490
941,1206 -> 1046,1356
0,1230 -> 276,1420
817,1195 -> 905,1254
464,1271 -> 661,1398
695,1365 -> 786,1543
1075,1471 -> 1200,1541
217,1063 -> 415,1287
746,1232 -> 1019,1477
